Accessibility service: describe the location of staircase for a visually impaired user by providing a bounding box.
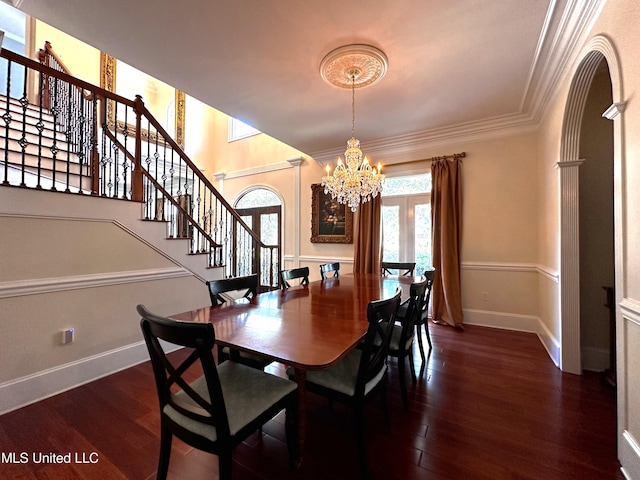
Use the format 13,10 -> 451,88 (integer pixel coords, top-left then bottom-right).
0,46 -> 280,288
1,93 -> 91,191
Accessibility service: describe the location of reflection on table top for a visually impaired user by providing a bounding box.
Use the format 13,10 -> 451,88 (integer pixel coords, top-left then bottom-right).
170,273 -> 416,370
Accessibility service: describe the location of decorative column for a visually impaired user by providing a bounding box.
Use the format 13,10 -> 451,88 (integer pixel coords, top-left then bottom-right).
557,159 -> 584,374
213,172 -> 226,196
287,158 -> 304,267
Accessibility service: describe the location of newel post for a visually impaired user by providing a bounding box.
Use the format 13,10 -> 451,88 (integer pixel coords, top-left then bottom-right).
131,95 -> 144,202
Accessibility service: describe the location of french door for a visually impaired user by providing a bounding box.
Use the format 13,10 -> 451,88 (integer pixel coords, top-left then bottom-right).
236,205 -> 281,290
382,194 -> 432,274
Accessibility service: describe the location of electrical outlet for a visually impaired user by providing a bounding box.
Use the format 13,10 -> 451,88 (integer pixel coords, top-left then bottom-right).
61,328 -> 75,344
481,291 -> 489,301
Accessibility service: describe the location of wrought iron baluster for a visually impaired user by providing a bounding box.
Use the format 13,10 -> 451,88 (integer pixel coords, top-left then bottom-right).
120,105 -> 129,199
50,76 -> 59,190
17,65 -> 29,188
76,86 -> 85,193
1,58 -> 11,186
65,80 -> 72,192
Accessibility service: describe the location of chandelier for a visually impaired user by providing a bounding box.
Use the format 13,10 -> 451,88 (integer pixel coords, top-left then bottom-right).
320,45 -> 387,212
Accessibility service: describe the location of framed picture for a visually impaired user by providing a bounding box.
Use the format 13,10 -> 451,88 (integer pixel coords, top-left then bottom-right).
100,52 -> 186,148
310,184 -> 353,243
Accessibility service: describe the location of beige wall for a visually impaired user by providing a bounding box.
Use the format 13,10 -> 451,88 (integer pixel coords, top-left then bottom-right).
0,192 -> 210,389
382,134 -> 540,325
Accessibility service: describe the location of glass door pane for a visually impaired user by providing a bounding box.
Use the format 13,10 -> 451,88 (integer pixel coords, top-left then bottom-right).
260,213 -> 278,245
382,194 -> 430,269
382,204 -> 400,262
414,202 -> 432,273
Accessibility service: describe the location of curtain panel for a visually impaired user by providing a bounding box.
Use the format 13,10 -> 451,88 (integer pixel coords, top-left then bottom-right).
353,196 -> 382,274
431,157 -> 464,327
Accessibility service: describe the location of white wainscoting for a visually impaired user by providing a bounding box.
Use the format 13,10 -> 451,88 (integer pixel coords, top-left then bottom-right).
0,267 -> 192,415
0,339 -> 181,416
0,341 -> 148,415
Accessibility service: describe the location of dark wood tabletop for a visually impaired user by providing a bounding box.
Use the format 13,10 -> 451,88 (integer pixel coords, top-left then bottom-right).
171,273 -> 413,370
169,272 -> 415,465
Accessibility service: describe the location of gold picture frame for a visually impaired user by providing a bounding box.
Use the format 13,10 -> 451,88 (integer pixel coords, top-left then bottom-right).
310,183 -> 353,243
100,52 -> 185,148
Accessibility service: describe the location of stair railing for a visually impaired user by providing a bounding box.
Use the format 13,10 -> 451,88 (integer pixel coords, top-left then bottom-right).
38,41 -> 96,170
0,47 -> 279,287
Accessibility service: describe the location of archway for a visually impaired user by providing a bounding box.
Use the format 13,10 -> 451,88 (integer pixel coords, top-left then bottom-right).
558,33 -> 630,473
557,36 -> 624,375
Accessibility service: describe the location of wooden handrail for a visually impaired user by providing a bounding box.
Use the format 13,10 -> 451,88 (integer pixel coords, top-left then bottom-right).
1,46 -> 279,278
133,96 -> 277,250
38,41 -> 73,76
2,48 -> 134,107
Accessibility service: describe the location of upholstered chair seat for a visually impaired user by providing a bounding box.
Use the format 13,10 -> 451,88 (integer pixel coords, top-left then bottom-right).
165,361 -> 296,442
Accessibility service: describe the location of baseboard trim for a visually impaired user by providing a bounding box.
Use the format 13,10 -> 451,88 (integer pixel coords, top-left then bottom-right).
621,430 -> 640,480
464,308 -> 561,367
0,340 -> 177,416
0,308 -> 564,416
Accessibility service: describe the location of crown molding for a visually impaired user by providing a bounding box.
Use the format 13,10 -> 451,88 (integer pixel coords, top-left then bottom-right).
524,0 -> 607,124
310,0 -> 606,167
311,112 -> 538,165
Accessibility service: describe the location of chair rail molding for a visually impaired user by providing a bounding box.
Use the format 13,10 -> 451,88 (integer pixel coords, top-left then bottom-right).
461,261 -> 559,282
0,267 -> 190,299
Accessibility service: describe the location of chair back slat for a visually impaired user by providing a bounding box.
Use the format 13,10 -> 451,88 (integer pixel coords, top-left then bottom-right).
381,262 -> 416,276
206,274 -> 259,305
137,305 -> 230,435
280,267 -> 310,289
398,277 -> 429,345
420,269 -> 436,321
319,262 -> 340,279
356,290 -> 401,395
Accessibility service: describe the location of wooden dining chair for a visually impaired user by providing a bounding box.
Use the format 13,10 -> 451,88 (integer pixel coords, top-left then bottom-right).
280,266 -> 310,289
287,290 -> 401,479
206,274 -> 272,370
381,261 -> 416,276
207,274 -> 258,305
415,269 -> 436,364
137,304 -> 299,480
319,262 -> 340,279
387,276 -> 429,407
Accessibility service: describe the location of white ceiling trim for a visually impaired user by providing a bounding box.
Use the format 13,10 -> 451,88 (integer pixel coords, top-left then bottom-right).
311,112 -> 538,165
311,0 -> 606,166
524,0 -> 607,124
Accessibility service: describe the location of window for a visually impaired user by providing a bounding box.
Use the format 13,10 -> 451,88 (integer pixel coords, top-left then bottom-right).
381,173 -> 432,274
0,3 -> 26,98
228,117 -> 260,141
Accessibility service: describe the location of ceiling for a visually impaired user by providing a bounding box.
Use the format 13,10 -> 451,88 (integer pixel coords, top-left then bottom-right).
11,0 -> 596,163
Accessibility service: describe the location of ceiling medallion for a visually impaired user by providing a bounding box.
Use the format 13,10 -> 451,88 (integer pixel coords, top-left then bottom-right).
320,44 -> 387,212
320,44 -> 388,89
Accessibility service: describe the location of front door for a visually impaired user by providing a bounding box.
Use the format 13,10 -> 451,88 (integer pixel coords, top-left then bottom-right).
236,205 -> 281,290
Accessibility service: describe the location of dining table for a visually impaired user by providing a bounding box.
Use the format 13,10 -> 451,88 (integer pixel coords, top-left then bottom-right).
170,272 -> 416,464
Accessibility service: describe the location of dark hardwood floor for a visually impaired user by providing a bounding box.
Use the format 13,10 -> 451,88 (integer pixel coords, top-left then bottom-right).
0,324 -> 622,480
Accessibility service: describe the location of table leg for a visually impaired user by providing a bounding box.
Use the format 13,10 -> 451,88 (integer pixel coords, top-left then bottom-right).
293,367 -> 307,467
